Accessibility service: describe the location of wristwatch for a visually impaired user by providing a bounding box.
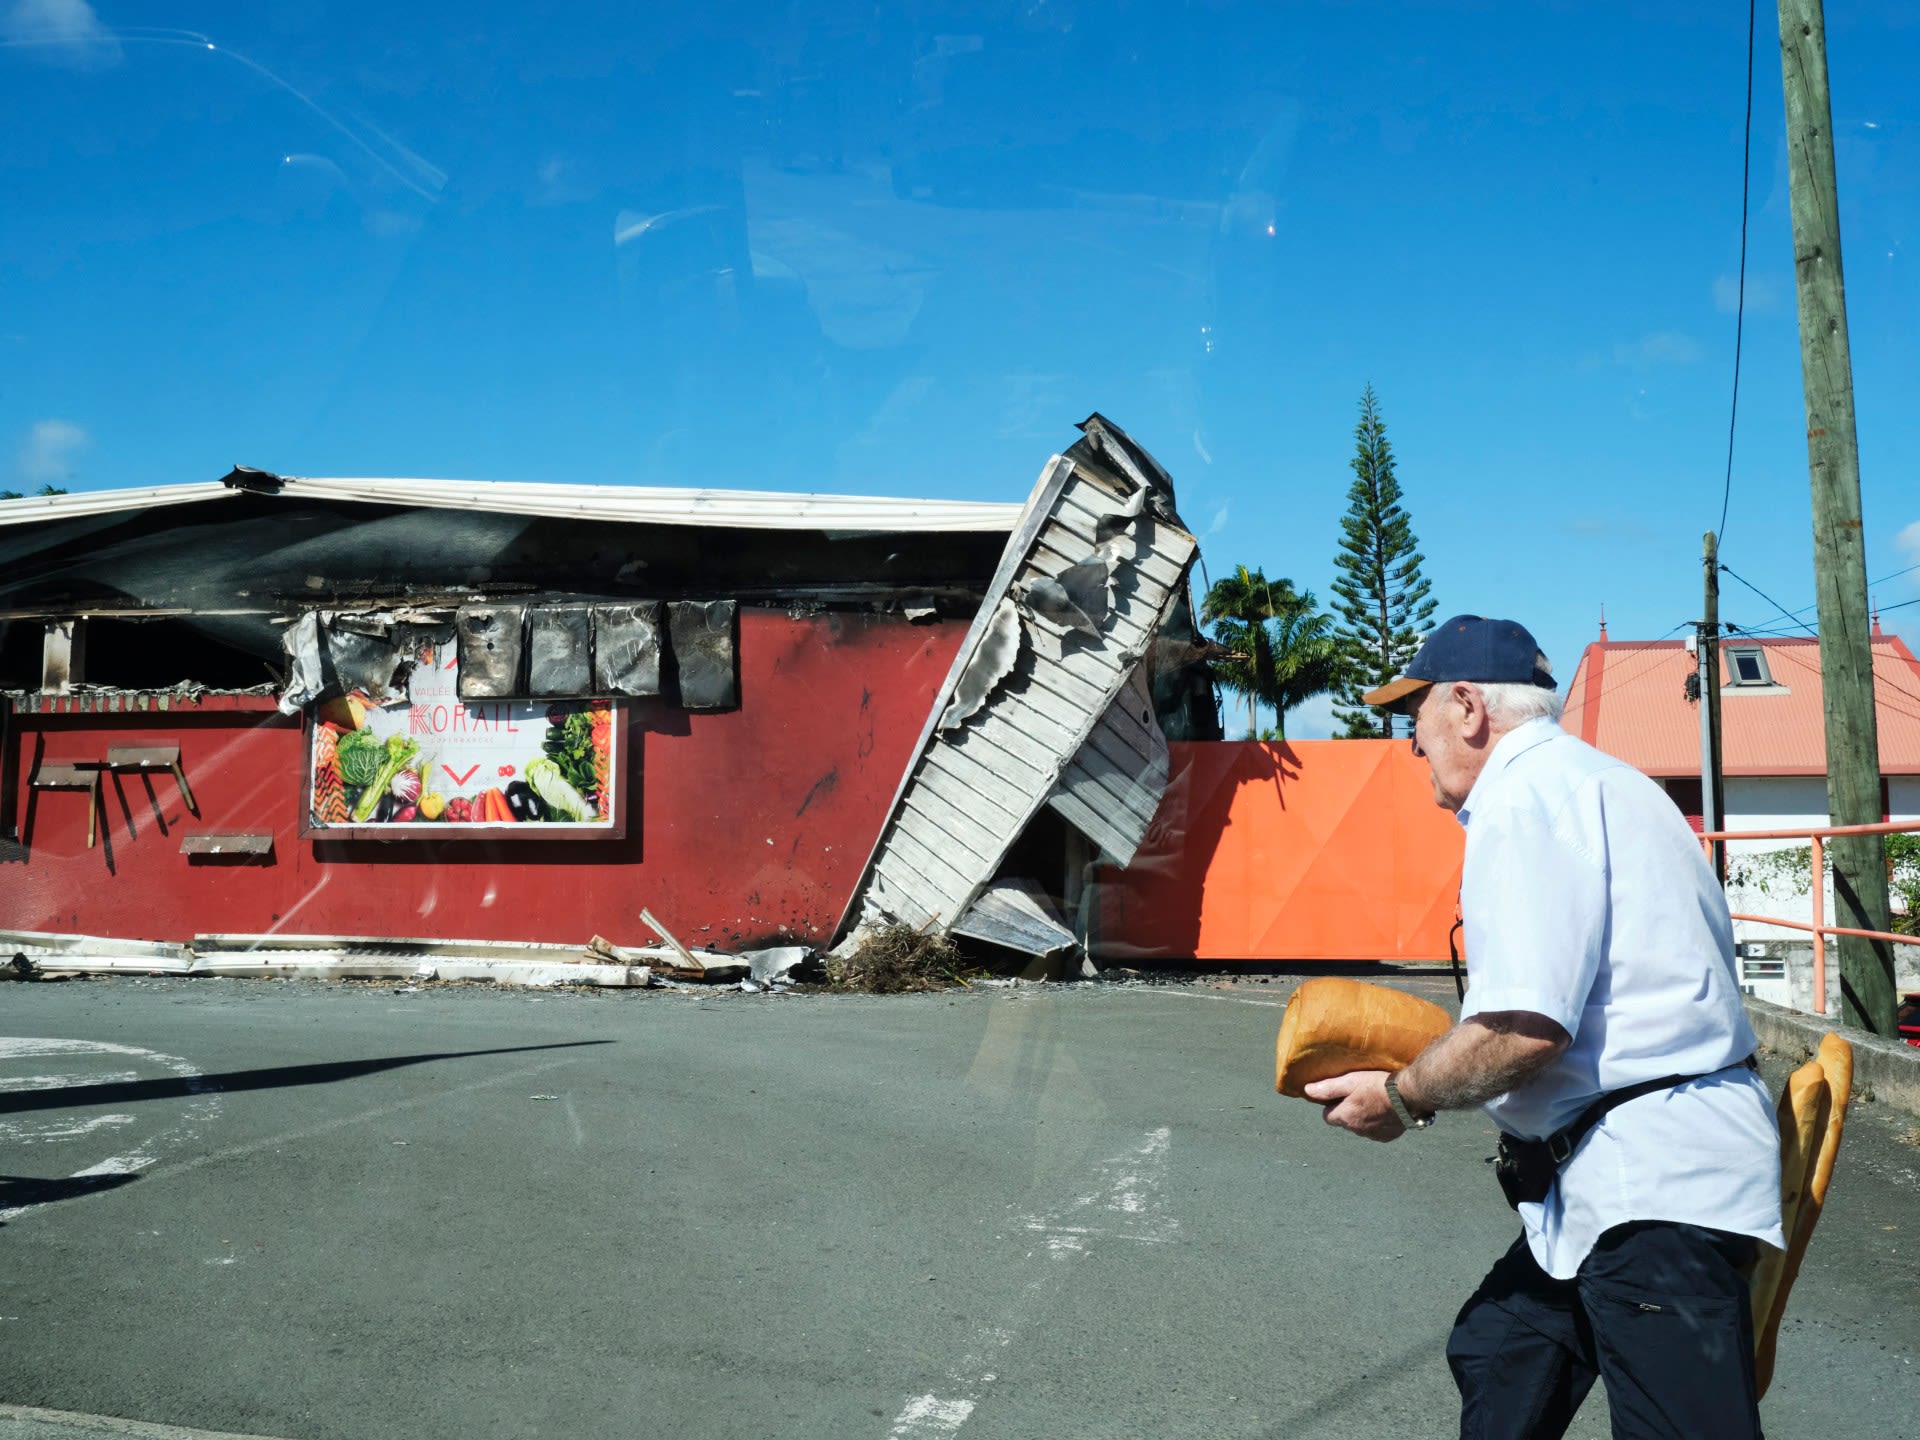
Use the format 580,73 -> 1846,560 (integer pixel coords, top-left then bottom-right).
1385,1074 -> 1435,1130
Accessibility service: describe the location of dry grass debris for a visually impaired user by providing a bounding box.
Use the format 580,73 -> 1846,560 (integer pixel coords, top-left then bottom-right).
826,923 -> 970,994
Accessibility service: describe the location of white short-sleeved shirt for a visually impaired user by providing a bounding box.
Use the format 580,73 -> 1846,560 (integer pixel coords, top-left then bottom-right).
1458,718 -> 1784,1279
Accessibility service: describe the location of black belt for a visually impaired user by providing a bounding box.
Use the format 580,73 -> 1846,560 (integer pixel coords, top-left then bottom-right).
1491,1055 -> 1758,1208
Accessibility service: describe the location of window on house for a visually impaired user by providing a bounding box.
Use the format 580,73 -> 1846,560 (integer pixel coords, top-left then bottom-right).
1724,646 -> 1772,686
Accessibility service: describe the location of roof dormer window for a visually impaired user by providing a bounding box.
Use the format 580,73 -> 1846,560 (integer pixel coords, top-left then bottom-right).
1725,645 -> 1773,686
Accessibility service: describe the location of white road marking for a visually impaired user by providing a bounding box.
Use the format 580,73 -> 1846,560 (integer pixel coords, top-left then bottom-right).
0,1039 -> 204,1061
0,1039 -> 221,1222
887,1395 -> 976,1438
0,1070 -> 141,1092
0,1113 -> 137,1143
563,1092 -> 585,1146
1020,1125 -> 1179,1248
0,1402 -> 301,1438
0,1052 -> 606,1232
1,1029 -> 606,1227
884,1126 -> 1177,1437
1111,986 -> 1289,1008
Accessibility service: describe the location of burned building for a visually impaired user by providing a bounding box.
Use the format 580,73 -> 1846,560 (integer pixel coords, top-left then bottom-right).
0,417 -> 1215,963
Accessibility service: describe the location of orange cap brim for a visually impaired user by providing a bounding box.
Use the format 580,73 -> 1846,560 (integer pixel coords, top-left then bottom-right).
1359,676 -> 1432,712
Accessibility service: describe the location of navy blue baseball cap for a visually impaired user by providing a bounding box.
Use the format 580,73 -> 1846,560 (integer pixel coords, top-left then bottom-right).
1361,615 -> 1556,712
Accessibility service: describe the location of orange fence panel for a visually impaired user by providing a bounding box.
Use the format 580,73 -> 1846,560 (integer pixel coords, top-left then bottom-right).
1096,740 -> 1465,962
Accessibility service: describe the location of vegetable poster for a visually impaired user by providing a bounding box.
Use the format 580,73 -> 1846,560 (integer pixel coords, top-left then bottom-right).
307,639 -> 618,835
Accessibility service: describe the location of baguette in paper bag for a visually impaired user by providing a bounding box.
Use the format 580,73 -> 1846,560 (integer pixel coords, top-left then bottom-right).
1750,1031 -> 1852,1399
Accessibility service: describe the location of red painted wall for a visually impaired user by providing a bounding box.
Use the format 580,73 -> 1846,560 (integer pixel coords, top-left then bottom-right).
1096,741 -> 1466,962
1,611 -> 959,950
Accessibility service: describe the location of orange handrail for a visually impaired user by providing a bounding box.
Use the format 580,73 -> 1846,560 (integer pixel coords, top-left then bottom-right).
1700,818 -> 1920,1016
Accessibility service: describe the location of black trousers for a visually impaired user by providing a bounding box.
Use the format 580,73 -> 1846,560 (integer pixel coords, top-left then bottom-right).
1447,1221 -> 1763,1440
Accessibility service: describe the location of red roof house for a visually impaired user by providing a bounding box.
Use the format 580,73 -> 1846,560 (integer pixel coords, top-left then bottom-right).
1561,625 -> 1920,1003
1561,626 -> 1920,789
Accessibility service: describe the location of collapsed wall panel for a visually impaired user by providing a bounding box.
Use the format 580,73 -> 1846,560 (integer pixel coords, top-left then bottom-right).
1048,667 -> 1169,866
950,877 -> 1078,957
838,415 -> 1198,941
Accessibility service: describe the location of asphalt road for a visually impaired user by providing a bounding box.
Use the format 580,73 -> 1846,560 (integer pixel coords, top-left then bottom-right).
2,975 -> 1914,1440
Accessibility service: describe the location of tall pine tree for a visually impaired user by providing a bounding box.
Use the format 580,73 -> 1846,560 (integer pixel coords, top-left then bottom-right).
1330,386 -> 1437,738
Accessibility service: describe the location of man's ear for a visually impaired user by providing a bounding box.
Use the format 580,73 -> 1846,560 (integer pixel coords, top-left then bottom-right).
1457,683 -> 1493,743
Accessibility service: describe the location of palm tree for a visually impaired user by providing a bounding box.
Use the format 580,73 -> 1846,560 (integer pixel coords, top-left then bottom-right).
1201,566 -> 1287,737
1200,568 -> 1340,739
1263,603 -> 1343,740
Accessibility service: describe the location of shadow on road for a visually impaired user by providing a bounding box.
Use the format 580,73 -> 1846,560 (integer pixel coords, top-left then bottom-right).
0,1170 -> 138,1222
0,1040 -> 614,1116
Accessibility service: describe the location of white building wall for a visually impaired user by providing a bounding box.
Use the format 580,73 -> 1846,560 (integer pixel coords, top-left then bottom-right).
1721,777 -> 1829,950
1718,775 -> 1920,1005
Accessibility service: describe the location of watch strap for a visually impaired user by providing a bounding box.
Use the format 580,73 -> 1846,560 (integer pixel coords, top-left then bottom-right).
1386,1073 -> 1434,1129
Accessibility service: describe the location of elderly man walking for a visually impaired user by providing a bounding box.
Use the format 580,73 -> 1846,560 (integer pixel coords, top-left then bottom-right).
1306,615 -> 1782,1439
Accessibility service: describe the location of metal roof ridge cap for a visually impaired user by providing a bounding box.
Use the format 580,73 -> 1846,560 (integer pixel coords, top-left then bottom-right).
289,474 -> 1025,511
272,477 -> 1025,531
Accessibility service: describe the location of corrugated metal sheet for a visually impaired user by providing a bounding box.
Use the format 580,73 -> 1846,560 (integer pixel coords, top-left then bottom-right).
840,416 -> 1198,936
952,877 -> 1078,957
0,474 -> 1023,534
0,483 -> 232,525
1559,635 -> 1920,776
1048,667 -> 1169,865
288,477 -> 1025,532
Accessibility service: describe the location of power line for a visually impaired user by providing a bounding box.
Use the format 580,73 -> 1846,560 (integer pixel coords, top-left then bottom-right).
1718,0 -> 1757,545
1763,640 -> 1920,730
1774,559 -> 1920,621
1744,559 -> 1920,628
1718,563 -> 1819,637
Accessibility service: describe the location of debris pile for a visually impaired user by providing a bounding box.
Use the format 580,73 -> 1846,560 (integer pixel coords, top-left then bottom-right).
0,923 -> 819,993
825,923 -> 970,994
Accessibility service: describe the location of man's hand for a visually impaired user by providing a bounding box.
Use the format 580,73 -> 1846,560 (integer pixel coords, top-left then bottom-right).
1300,1012 -> 1570,1146
1303,1070 -> 1406,1143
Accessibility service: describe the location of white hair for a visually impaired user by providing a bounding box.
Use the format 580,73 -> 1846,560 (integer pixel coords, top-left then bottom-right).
1473,651 -> 1563,725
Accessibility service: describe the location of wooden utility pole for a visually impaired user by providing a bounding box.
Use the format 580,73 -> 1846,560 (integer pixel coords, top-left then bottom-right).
1778,0 -> 1896,1033
1702,532 -> 1726,885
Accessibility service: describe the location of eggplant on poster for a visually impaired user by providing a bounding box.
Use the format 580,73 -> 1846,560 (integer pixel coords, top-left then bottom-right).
306,639 -> 621,838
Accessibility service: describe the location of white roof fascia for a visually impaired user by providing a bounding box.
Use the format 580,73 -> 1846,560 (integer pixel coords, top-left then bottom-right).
0,483 -> 234,527
285,476 -> 1024,532
0,476 -> 1025,535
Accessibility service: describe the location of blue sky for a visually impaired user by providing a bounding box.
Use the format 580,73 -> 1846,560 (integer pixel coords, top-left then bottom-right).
3,0 -> 1916,735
